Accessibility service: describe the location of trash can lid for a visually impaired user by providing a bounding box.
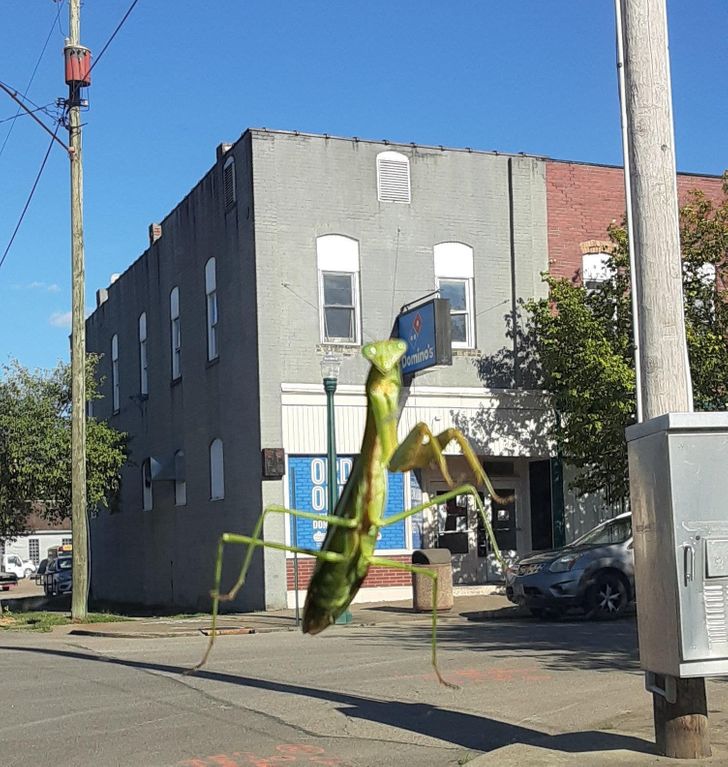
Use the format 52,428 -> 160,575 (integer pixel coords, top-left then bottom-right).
412,548 -> 452,565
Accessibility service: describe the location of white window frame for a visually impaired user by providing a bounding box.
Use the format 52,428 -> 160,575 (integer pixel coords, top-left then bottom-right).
434,242 -> 475,349
174,450 -> 187,507
582,252 -> 613,292
209,438 -> 225,500
376,150 -> 411,203
138,312 -> 148,396
111,334 -> 120,412
142,459 -> 153,511
205,258 -> 219,361
170,286 -> 181,380
316,235 -> 361,345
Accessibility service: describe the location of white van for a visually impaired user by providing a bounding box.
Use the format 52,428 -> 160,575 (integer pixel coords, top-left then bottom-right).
2,553 -> 36,579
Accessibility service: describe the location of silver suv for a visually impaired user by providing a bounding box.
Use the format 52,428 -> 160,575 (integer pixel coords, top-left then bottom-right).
506,512 -> 633,619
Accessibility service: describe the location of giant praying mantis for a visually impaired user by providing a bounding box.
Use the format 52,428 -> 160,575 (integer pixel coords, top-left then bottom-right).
190,338 -> 506,686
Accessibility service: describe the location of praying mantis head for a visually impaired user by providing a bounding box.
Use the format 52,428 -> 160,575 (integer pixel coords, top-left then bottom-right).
361,338 -> 407,376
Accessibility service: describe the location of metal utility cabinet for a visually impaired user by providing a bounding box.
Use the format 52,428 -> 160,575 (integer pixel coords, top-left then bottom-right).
627,412 -> 728,678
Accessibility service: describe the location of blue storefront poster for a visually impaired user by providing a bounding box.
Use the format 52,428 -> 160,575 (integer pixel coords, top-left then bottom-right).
287,455 -> 406,551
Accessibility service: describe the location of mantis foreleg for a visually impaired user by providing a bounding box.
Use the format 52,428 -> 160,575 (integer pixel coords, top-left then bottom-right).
188,506 -> 357,673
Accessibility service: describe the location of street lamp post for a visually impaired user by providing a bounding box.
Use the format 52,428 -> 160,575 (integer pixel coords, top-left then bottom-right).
320,351 -> 352,624
320,352 -> 342,517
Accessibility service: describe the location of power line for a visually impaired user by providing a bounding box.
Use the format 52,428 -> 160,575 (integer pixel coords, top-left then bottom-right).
68,0 -> 141,107
0,103 -> 56,126
0,0 -> 65,160
0,124 -> 59,273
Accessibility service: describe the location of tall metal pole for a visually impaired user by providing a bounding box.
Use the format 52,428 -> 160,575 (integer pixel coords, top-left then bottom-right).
68,0 -> 88,621
324,378 -> 338,516
621,0 -> 708,757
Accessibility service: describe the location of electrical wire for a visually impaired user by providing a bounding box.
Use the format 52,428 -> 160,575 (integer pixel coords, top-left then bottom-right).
0,124 -> 59,273
68,0 -> 141,107
0,0 -> 65,160
0,103 -> 56,126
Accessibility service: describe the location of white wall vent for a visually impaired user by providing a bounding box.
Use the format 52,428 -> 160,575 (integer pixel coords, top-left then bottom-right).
376,151 -> 411,203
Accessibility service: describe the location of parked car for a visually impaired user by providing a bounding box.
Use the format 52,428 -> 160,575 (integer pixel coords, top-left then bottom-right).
2,553 -> 36,579
506,512 -> 633,619
44,555 -> 72,596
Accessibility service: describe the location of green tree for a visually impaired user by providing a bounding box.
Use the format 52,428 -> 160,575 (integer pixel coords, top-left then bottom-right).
526,175 -> 728,507
0,355 -> 126,541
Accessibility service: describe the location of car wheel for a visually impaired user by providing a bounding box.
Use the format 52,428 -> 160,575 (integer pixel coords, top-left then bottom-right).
23,568 -> 33,579
585,572 -> 629,619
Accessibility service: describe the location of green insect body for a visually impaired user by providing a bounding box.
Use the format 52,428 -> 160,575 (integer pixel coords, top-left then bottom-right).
189,338 -> 505,686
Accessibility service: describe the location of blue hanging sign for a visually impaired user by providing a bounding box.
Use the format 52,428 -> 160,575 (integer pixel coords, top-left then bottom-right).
396,297 -> 452,375
288,455 -> 406,551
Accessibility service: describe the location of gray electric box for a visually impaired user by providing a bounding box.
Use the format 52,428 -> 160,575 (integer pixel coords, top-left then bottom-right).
626,412 -> 728,678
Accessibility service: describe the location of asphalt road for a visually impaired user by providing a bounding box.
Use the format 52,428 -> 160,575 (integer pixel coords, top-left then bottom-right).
1,615 -> 727,767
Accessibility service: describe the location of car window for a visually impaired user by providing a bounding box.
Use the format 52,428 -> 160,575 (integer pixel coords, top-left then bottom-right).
57,557 -> 72,570
571,516 -> 632,546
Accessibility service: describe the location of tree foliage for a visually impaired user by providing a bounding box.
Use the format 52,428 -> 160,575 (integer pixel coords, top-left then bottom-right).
526,175 -> 728,506
0,356 -> 127,540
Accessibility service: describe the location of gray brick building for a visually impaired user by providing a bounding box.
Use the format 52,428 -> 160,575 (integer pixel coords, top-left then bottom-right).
86,129 -> 557,612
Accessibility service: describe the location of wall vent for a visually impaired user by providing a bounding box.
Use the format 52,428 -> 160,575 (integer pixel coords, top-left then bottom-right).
377,151 -> 411,203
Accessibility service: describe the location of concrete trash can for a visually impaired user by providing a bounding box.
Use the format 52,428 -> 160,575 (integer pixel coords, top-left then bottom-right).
411,548 -> 454,612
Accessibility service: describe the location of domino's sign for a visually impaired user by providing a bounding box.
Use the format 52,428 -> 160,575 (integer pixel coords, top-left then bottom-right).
396,297 -> 452,376
288,455 -> 406,551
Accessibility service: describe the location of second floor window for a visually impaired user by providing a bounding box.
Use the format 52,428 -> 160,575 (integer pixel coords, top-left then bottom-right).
205,258 -> 219,360
434,242 -> 475,349
170,286 -> 181,380
316,235 -> 361,345
111,334 -> 120,412
138,312 -> 148,395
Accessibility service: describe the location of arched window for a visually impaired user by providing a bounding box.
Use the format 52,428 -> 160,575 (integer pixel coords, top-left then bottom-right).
111,334 -> 120,412
174,450 -> 187,506
582,252 -> 613,292
138,312 -> 148,395
205,258 -> 219,360
434,242 -> 475,349
316,235 -> 361,345
376,150 -> 411,203
209,438 -> 225,500
170,286 -> 181,379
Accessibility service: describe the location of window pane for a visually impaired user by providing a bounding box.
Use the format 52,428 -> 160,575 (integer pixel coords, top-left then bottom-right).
451,314 -> 467,343
325,307 -> 354,340
323,273 -> 353,306
439,280 -> 467,311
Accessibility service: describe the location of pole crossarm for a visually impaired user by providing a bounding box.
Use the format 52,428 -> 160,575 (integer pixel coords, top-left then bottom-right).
0,82 -> 72,154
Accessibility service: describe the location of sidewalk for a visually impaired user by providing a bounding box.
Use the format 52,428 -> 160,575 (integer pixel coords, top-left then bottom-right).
62,591 -> 522,638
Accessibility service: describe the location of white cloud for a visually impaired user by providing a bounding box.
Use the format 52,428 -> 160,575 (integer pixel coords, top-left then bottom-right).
14,281 -> 61,293
49,311 -> 72,329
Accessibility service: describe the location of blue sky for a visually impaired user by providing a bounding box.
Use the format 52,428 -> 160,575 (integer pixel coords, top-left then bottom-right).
1,1 -> 727,370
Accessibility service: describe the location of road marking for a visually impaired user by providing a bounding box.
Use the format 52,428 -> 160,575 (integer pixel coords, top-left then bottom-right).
178,744 -> 346,767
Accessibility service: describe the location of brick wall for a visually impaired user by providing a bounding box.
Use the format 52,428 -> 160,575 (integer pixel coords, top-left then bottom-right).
286,555 -> 412,590
546,161 -> 725,282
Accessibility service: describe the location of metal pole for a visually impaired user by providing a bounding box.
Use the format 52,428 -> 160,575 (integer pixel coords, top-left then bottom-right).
324,378 -> 338,516
68,0 -> 88,621
614,0 -> 643,424
622,0 -> 707,757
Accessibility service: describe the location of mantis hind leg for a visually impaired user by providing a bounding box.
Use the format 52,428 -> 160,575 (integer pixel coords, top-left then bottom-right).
368,555 -> 457,689
187,506 -> 355,674
373,484 -> 505,686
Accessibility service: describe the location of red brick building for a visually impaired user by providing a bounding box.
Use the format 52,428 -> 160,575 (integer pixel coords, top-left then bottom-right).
545,160 -> 724,282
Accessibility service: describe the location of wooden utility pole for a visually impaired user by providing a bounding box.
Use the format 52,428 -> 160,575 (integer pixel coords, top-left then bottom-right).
67,0 -> 89,621
620,0 -> 709,757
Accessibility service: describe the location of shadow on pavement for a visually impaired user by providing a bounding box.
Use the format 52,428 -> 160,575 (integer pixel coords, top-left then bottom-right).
336,618 -> 640,674
0,644 -> 653,756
